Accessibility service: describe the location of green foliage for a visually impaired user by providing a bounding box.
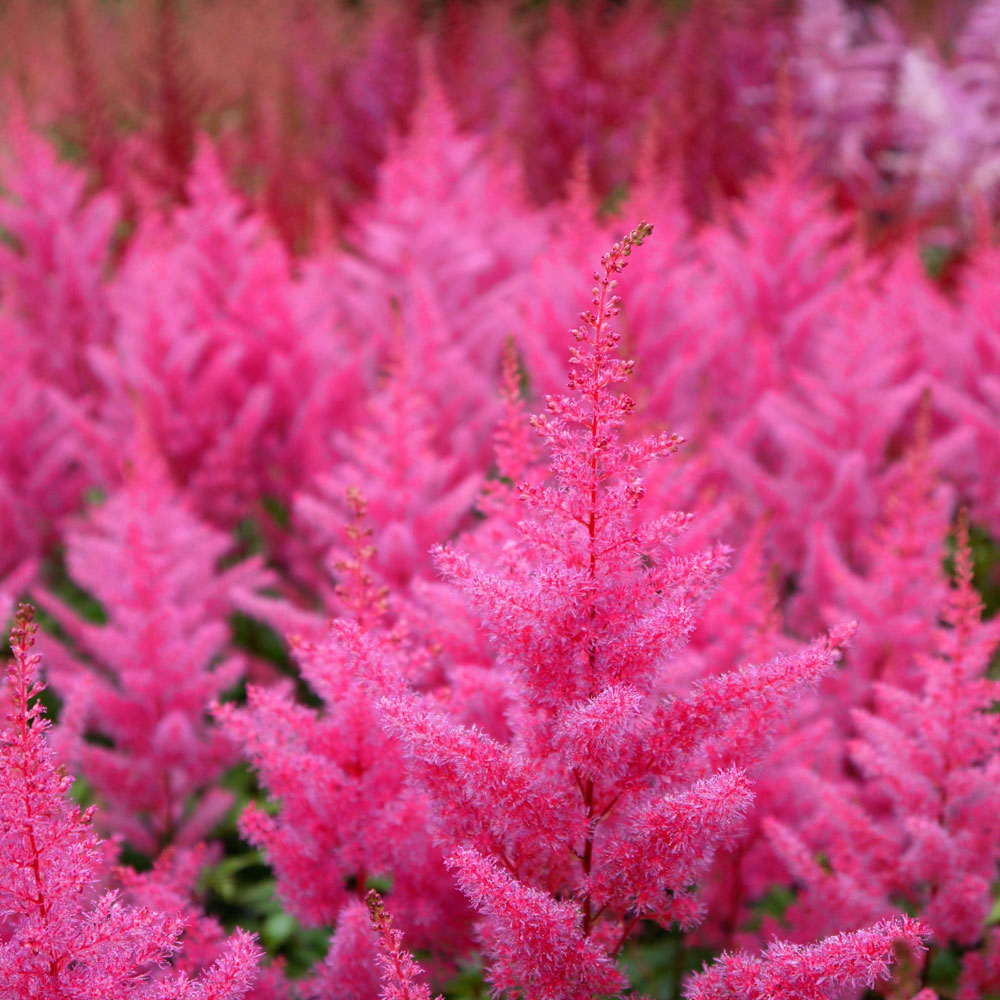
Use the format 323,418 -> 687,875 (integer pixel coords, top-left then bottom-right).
39,546 -> 107,626
748,884 -> 797,930
963,522 -> 1000,619
228,612 -> 290,672
621,927 -> 715,1000
926,944 -> 961,995
201,848 -> 329,978
199,762 -> 328,977
920,242 -> 957,281
441,960 -> 488,1000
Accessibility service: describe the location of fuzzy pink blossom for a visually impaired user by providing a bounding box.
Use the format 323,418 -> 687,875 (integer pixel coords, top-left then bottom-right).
447,848 -> 626,1000
0,119 -> 115,582
295,354 -> 483,601
39,436 -> 270,854
766,515 -> 1000,984
792,0 -> 900,209
801,426 -> 953,717
0,111 -> 118,404
119,846 -> 232,979
685,917 -> 926,1000
303,899 -> 380,1000
0,358 -> 100,587
382,225 -> 906,997
108,139 -> 359,528
220,500 -> 467,952
0,605 -> 261,1000
365,892 -> 440,1000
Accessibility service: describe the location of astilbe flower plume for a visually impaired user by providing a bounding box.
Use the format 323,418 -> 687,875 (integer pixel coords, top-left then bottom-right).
765,515 -> 997,991
685,917 -> 926,1000
365,891 -> 440,1000
937,234 -> 1000,538
640,133 -> 885,582
0,112 -> 118,405
309,62 -> 545,480
38,437 -> 270,855
792,0 -> 900,217
0,119 -> 116,588
107,140 -> 359,529
220,495 -> 468,966
668,527 -> 825,950
379,225 -> 918,998
0,605 -> 261,999
295,353 -> 483,603
469,339 -> 545,546
349,58 -> 543,331
118,845 -> 239,980
802,425 -> 953,716
0,358 -> 99,594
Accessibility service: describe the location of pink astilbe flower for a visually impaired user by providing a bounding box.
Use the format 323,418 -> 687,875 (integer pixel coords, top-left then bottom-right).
766,516 -> 1000,981
624,134 -> 925,590
109,139 -> 358,528
0,358 -> 100,587
512,147 -> 693,409
220,500 -> 467,952
0,605 -> 261,1000
353,57 -> 543,329
0,111 -> 118,404
673,191 -> 947,601
220,627 -> 450,938
295,352 -> 483,602
661,126 -> 860,431
791,0 -> 1000,232
802,425 -> 953,714
483,339 -> 545,510
958,925 -> 1000,1000
850,518 -> 1000,944
39,438 -> 269,854
792,0 -> 900,215
381,225 -> 905,998
447,848 -> 626,1000
417,341 -> 545,643
304,899 -> 380,1000
508,2 -> 673,207
365,891 -> 440,1000
680,522 -> 788,685
889,3 -> 1000,229
284,1 -> 420,233
664,528 -> 838,950
0,120 -> 114,584
685,917 -> 926,1000
119,846 -> 231,978
936,234 -> 1000,537
306,63 -> 545,482
511,158 -> 618,401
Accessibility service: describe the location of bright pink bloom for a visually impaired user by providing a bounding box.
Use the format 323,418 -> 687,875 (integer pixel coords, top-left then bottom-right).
447,848 -> 626,1000
0,605 -> 260,999
766,516 -> 1000,984
366,892 -> 440,1000
383,225 -> 906,996
39,437 -> 269,854
109,139 -> 359,528
220,501 -> 467,952
0,112 -> 118,404
304,900 -> 380,1000
295,354 -> 483,601
685,917 -> 926,1000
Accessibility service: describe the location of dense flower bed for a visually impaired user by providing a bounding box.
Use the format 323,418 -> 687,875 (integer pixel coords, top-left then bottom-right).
3,3 -> 1000,998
